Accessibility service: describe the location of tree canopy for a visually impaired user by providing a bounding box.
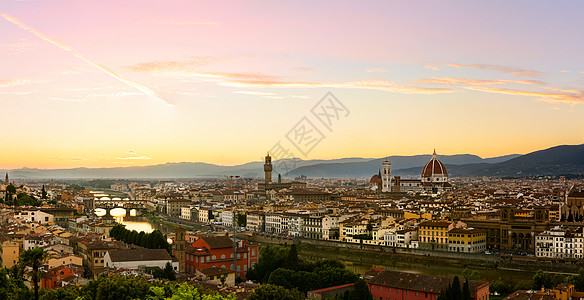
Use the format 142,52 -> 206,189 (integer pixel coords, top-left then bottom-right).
248,245 -> 361,296
110,224 -> 170,252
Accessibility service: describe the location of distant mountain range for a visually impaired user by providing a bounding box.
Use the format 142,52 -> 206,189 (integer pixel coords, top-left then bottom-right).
2,144 -> 583,179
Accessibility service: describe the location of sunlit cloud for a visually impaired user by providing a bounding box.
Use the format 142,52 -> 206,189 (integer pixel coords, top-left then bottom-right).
0,78 -> 33,87
0,13 -> 171,107
464,86 -> 584,104
464,64 -> 542,76
414,77 -> 544,86
425,62 -> 542,76
115,150 -> 151,161
0,39 -> 36,54
123,57 -> 218,74
116,155 -> 152,160
443,63 -> 463,69
365,68 -> 387,73
125,61 -> 453,95
222,78 -> 452,94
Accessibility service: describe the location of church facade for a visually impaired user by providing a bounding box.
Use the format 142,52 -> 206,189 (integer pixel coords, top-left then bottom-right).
372,150 -> 452,194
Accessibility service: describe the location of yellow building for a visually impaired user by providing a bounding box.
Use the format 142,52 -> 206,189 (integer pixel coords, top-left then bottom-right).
339,222 -> 367,242
78,240 -> 126,270
418,220 -> 452,251
447,228 -> 487,253
47,253 -> 83,269
0,239 -> 21,268
196,266 -> 236,287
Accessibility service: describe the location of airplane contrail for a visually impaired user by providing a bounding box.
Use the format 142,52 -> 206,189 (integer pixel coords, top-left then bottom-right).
1,13 -> 172,107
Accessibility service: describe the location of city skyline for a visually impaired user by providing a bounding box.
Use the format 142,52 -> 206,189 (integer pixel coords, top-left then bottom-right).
2,1 -> 584,169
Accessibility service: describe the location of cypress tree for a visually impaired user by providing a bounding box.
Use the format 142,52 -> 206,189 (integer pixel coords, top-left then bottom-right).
284,244 -> 299,270
462,279 -> 472,300
452,276 -> 463,300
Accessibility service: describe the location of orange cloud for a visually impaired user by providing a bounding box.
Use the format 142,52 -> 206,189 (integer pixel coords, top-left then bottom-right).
414,77 -> 544,86
443,63 -> 463,69
123,57 -> 217,73
125,60 -> 452,95
221,78 -> 452,94
464,86 -> 584,104
464,64 -> 542,76
0,78 -> 33,87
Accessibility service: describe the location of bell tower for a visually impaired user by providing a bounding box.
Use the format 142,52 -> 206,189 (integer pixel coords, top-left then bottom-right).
264,152 -> 273,185
174,227 -> 186,273
382,159 -> 391,192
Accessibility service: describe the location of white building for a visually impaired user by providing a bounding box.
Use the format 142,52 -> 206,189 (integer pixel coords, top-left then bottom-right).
265,213 -> 283,234
536,226 -> 584,259
104,249 -> 178,271
322,215 -> 340,240
246,211 -> 265,232
23,236 -> 51,250
221,211 -> 235,228
14,210 -> 54,224
287,214 -> 305,237
180,206 -> 192,220
198,207 -> 211,223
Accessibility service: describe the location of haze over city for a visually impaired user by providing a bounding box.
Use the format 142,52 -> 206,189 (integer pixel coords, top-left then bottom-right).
1,1 -> 583,169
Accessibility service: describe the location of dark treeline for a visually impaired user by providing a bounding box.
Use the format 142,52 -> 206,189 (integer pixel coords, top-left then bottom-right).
246,244 -> 372,299
109,224 -> 170,253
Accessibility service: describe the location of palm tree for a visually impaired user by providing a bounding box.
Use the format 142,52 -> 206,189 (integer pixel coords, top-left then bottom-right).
19,247 -> 47,300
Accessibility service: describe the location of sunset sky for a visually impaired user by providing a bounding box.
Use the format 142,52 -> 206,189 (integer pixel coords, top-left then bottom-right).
1,1 -> 583,169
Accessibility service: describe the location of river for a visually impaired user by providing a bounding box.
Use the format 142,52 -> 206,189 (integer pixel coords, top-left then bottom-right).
114,216 -> 534,285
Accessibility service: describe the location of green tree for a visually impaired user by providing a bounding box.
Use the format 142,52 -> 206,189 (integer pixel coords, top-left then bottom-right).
284,244 -> 299,270
6,184 -> 16,205
39,287 -> 80,300
490,280 -> 514,297
462,279 -> 472,300
451,276 -> 463,300
247,284 -> 303,300
66,184 -> 85,190
19,247 -> 48,300
344,279 -> 373,300
237,213 -> 247,228
246,245 -> 289,283
138,231 -> 146,247
164,262 -> 176,281
0,267 -> 31,300
531,270 -> 565,290
82,274 -> 153,300
566,268 -> 584,291
462,267 -> 480,280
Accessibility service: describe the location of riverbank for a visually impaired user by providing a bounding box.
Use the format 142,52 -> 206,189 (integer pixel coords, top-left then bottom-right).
135,212 -> 577,282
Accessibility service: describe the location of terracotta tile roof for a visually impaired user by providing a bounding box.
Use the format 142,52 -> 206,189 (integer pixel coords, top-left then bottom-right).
364,269 -> 488,295
107,249 -> 171,262
199,236 -> 233,249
